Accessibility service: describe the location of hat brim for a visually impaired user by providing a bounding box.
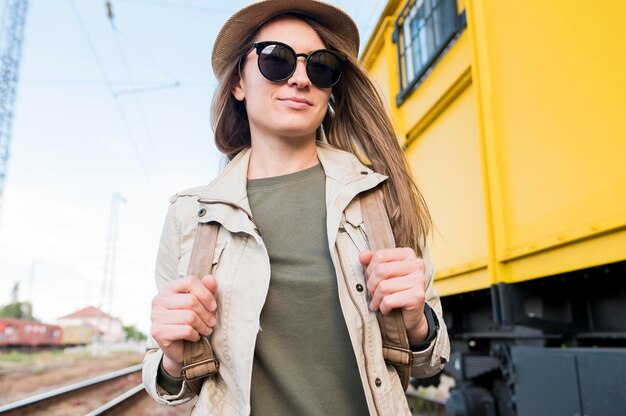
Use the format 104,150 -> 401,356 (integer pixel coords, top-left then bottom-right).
211,0 -> 360,77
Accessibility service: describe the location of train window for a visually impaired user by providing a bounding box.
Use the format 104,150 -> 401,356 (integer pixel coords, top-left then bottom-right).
393,0 -> 466,105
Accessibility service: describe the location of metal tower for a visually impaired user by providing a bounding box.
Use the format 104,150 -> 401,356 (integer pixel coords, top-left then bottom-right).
0,0 -> 28,225
95,193 -> 125,346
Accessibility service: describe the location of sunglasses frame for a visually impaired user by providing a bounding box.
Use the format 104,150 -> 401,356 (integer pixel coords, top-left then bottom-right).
245,41 -> 347,88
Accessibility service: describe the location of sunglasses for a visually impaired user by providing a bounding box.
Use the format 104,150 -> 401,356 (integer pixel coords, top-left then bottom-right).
244,41 -> 347,89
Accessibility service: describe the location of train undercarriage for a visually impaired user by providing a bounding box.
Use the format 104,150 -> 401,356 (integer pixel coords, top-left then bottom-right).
440,260 -> 626,416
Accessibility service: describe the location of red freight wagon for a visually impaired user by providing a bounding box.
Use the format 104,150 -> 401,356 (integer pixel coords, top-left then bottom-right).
0,318 -> 62,347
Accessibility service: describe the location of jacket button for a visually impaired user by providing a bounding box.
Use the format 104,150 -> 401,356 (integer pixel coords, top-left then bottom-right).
356,284 -> 364,292
360,170 -> 368,175
198,208 -> 206,217
375,378 -> 382,387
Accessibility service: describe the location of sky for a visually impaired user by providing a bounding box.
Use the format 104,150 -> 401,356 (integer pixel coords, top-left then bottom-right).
0,0 -> 387,334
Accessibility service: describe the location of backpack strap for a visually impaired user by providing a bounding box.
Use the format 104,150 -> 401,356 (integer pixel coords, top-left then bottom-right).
181,221 -> 220,395
360,188 -> 413,391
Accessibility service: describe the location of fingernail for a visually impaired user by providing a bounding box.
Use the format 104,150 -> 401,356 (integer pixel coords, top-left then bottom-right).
209,317 -> 217,326
210,301 -> 217,311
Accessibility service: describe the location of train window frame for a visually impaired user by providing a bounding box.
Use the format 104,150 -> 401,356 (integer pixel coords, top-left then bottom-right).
393,0 -> 466,106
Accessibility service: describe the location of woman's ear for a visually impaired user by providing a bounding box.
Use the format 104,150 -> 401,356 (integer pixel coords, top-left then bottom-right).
232,77 -> 245,102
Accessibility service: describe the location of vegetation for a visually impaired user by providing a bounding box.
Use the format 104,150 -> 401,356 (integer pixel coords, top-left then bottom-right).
0,349 -> 64,370
123,325 -> 147,341
0,302 -> 35,320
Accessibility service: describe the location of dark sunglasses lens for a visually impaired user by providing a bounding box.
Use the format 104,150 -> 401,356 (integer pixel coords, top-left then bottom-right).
258,44 -> 296,81
307,51 -> 343,88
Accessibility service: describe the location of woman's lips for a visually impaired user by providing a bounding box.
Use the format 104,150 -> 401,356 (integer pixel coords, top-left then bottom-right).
278,97 -> 313,109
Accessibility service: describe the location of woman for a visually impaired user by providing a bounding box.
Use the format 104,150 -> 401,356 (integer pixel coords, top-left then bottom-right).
143,1 -> 449,415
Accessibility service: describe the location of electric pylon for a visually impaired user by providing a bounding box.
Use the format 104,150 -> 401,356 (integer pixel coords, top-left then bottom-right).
0,0 -> 28,227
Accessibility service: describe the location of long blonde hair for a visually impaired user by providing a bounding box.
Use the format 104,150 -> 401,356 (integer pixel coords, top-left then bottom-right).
211,14 -> 432,255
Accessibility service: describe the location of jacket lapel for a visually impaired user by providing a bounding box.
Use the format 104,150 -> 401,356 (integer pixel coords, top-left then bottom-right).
316,143 -> 388,252
195,143 -> 388,248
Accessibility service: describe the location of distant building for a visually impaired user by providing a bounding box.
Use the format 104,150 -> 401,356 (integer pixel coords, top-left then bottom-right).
56,306 -> 124,343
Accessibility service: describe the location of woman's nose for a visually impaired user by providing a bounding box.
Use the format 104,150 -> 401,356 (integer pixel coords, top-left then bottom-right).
287,58 -> 311,88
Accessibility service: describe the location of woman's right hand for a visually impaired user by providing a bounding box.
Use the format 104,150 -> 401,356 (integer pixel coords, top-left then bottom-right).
150,274 -> 218,378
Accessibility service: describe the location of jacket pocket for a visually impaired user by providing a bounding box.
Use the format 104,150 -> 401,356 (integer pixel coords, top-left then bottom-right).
191,374 -> 241,416
386,363 -> 412,415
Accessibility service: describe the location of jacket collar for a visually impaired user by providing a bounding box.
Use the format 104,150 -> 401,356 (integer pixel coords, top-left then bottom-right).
198,142 -> 387,217
198,147 -> 252,214
198,142 -> 387,237
316,142 -> 380,185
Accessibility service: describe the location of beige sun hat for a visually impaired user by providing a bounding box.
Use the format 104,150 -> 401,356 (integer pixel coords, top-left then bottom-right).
211,0 -> 360,77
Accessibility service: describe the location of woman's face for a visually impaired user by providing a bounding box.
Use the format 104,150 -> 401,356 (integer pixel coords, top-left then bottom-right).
233,16 -> 332,144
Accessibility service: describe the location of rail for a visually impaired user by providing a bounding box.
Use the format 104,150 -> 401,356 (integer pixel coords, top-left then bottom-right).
86,383 -> 145,415
0,363 -> 142,413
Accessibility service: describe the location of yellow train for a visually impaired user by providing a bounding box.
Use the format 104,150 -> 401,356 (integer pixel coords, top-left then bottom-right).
362,1 -> 626,415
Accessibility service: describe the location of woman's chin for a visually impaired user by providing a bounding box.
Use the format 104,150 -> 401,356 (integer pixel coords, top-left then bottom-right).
269,119 -> 322,140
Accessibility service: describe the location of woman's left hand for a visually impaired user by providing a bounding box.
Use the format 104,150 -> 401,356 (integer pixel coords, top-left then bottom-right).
359,248 -> 429,346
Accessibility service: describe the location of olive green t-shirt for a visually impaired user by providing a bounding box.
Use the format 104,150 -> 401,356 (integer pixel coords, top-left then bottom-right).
247,164 -> 369,415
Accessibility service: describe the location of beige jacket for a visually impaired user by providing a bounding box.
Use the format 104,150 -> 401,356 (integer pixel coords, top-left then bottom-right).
143,143 -> 449,415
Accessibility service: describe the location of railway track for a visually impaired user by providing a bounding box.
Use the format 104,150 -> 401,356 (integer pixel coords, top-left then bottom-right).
0,364 -> 144,415
0,361 -> 444,415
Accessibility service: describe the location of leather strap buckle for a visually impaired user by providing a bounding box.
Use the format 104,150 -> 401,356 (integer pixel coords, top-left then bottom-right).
181,358 -> 220,380
383,344 -> 414,366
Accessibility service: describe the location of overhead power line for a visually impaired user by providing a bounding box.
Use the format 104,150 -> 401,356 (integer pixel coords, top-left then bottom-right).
109,27 -> 181,97
20,79 -> 210,87
110,20 -> 165,172
68,0 -> 154,189
117,0 -> 231,13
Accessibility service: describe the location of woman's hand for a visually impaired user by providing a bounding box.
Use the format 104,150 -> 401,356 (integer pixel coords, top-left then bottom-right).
150,274 -> 218,378
359,248 -> 429,346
